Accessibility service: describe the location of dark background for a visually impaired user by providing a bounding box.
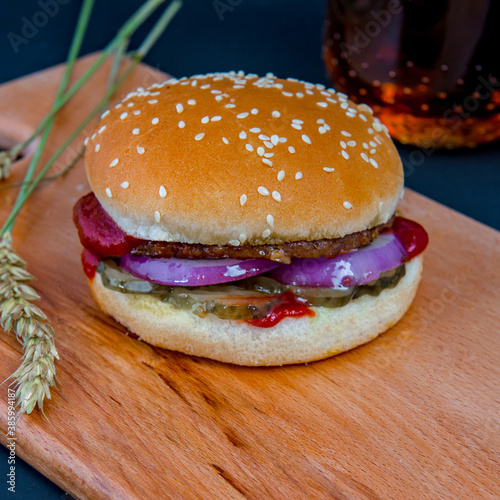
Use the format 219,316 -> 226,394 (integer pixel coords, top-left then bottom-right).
0,0 -> 499,498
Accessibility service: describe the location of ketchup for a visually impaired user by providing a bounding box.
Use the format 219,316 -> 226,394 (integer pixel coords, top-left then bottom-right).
81,248 -> 100,280
391,216 -> 429,260
246,291 -> 315,328
73,192 -> 142,258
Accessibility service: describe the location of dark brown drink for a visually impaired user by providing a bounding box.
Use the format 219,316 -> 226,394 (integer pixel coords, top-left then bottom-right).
323,0 -> 500,148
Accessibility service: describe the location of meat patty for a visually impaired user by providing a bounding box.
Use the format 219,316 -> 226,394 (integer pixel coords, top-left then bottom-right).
131,217 -> 394,264
74,192 -> 395,264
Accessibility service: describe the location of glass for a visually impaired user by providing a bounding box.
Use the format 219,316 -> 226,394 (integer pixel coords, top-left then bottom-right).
323,0 -> 500,148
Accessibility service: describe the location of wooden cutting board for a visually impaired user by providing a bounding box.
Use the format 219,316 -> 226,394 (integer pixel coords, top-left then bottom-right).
0,54 -> 499,500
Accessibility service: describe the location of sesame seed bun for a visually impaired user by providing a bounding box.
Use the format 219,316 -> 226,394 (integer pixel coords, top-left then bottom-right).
85,72 -> 403,245
88,255 -> 423,366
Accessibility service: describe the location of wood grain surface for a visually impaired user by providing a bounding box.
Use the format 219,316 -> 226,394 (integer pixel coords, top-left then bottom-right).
0,54 -> 499,500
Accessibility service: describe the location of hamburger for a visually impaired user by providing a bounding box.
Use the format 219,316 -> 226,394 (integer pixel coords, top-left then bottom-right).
73,71 -> 428,366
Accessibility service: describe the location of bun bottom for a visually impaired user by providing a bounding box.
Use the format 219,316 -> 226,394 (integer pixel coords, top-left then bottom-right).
89,256 -> 423,366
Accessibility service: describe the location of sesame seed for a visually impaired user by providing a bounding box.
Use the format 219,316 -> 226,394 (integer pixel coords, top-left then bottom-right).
340,141 -> 347,149
229,240 -> 240,246
239,131 -> 247,140
292,119 -> 304,124
272,191 -> 282,202
225,103 -> 236,108
84,137 -> 89,146
288,146 -> 296,153
323,123 -> 331,131
282,91 -> 293,97
211,89 -> 222,94
347,107 -> 357,114
251,108 -> 259,114
262,229 -> 271,238
295,172 -> 303,180
159,185 -> 167,197
233,85 -> 244,89
368,128 -> 374,134
342,150 -> 349,160
148,99 -> 158,104
319,126 -> 327,134
222,137 -> 229,144
91,133 -> 96,140
178,120 -> 185,128
120,112 -> 128,120
257,146 -> 265,156
259,134 -> 270,141
375,136 -> 382,145
95,144 -> 100,152
266,214 -> 274,227
363,143 -> 369,149
101,110 -> 110,119
296,92 -> 304,98
258,186 -> 270,196
359,114 -> 367,122
272,111 -> 281,118
249,127 -> 261,133
343,201 -> 353,209
237,112 -> 249,119
291,123 -> 302,130
317,102 -> 328,108
370,158 -> 379,168
264,152 -> 274,158
370,149 -> 377,154
245,144 -> 254,152
211,115 -> 222,121
340,102 -> 349,110
152,117 -> 159,125
115,103 -> 122,109
109,158 -> 119,167
302,134 -> 311,145
137,146 -> 145,154
98,125 -> 106,134
176,103 -> 184,113
346,112 -> 356,118
105,188 -> 112,198
120,182 -> 129,189
271,135 -> 279,145
200,84 -> 210,89
195,133 -> 205,141
240,194 -> 247,205
347,140 -> 356,147
187,99 -> 196,105
133,110 -> 141,115
239,234 -> 247,243
201,116 -> 209,124
341,131 -> 352,137
323,167 -> 335,173
361,152 -> 369,163
132,128 -> 140,135
277,170 -> 285,181
262,158 -> 273,167
154,211 -> 161,223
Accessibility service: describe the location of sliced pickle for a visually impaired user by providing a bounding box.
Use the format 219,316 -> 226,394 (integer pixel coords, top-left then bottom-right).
98,260 -> 406,321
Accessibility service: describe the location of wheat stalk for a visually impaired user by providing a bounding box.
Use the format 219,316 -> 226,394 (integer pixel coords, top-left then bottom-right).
0,233 -> 59,418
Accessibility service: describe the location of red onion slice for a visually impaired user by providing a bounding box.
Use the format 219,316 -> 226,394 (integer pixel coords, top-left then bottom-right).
120,254 -> 280,286
269,232 -> 408,288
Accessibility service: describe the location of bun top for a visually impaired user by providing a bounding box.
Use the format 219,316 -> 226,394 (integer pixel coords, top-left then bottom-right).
85,72 -> 403,245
